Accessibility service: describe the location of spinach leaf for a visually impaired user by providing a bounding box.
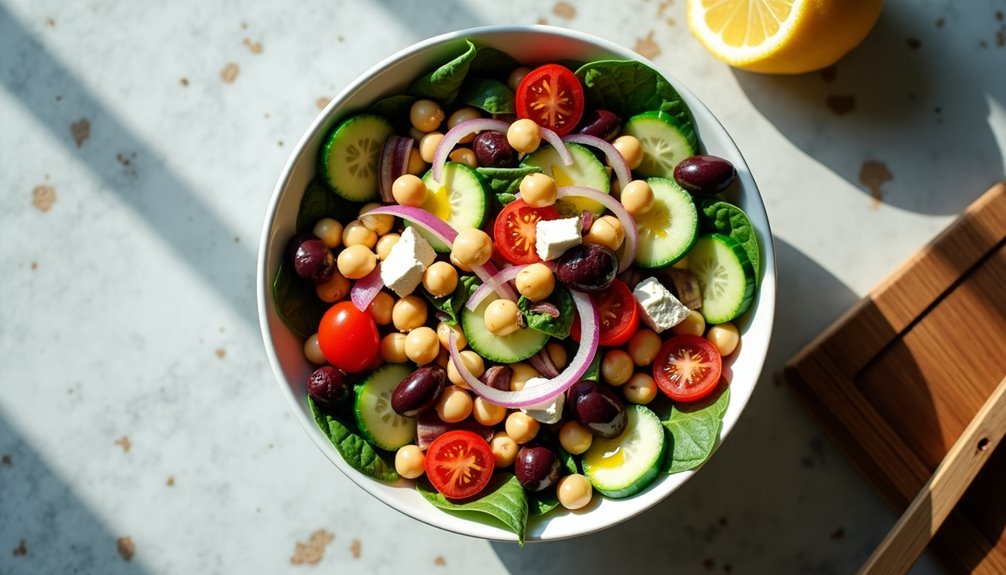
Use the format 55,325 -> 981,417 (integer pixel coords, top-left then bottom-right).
309,397 -> 399,482
417,473 -> 529,545
659,386 -> 731,474
458,77 -> 514,114
409,40 -> 477,104
582,352 -> 603,383
696,199 -> 761,282
297,178 -> 362,231
469,46 -> 520,78
517,285 -> 574,339
476,165 -> 542,206
272,260 -> 329,339
368,94 -> 417,133
528,492 -> 560,517
574,60 -> 696,144
422,275 -> 481,326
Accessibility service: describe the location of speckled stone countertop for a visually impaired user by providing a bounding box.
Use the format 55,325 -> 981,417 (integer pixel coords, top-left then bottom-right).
2,1 -> 1004,573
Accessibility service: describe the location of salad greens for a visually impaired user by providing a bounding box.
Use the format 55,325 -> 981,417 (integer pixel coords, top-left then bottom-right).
417,473 -> 529,545
458,77 -> 515,114
517,285 -> 575,339
273,261 -> 329,339
309,398 -> 399,482
660,386 -> 731,474
296,178 -> 361,232
697,199 -> 761,281
476,165 -> 543,206
422,275 -> 481,326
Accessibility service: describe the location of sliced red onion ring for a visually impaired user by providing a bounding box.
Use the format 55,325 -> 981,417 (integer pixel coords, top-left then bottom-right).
378,136 -> 413,203
448,289 -> 598,409
540,126 -> 573,166
562,133 -> 631,191
556,186 -> 638,273
350,266 -> 384,312
431,118 -> 510,182
465,264 -> 526,311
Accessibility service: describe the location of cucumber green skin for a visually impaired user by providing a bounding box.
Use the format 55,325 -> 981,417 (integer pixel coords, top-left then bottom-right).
320,114 -> 394,202
418,162 -> 489,253
461,296 -> 548,363
633,177 -> 698,269
582,405 -> 667,499
521,142 -> 610,216
623,110 -> 697,179
353,363 -> 416,451
688,233 -> 755,324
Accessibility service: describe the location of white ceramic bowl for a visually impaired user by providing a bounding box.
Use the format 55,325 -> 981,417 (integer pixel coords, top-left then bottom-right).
258,25 -> 776,542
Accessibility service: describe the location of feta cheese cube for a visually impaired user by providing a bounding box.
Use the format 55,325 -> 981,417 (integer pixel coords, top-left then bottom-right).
535,216 -> 582,261
519,377 -> 565,424
379,227 -> 436,297
633,277 -> 690,333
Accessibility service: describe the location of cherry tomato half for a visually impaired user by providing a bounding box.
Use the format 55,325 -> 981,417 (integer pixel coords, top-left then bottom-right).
570,279 -> 640,347
515,64 -> 585,136
493,199 -> 560,265
424,430 -> 495,500
317,301 -> 380,373
652,334 -> 722,402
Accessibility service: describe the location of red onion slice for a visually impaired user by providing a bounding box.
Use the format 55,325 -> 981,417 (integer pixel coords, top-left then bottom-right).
431,118 -> 510,182
448,289 -> 599,409
562,133 -> 631,191
556,186 -> 638,273
378,136 -> 414,202
540,126 -> 573,166
349,266 -> 384,312
465,264 -> 526,311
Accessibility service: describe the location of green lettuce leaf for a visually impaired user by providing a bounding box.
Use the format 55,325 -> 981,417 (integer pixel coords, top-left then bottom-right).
469,46 -> 520,78
409,40 -> 477,104
297,178 -> 363,232
309,397 -> 399,482
422,275 -> 481,326
476,165 -> 542,206
660,386 -> 731,474
272,261 -> 329,339
458,77 -> 514,114
417,473 -> 529,545
517,285 -> 574,339
696,199 -> 761,282
368,94 -> 417,132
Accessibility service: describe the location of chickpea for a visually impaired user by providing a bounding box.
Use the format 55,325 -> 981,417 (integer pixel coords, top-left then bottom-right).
409,99 -> 444,132
507,66 -> 531,91
515,263 -> 555,302
418,132 -> 444,164
435,385 -> 473,423
315,271 -> 350,303
519,173 -> 558,208
406,147 -> 427,176
436,321 -> 467,350
422,261 -> 459,297
436,347 -> 450,368
510,362 -> 539,391
359,203 -> 394,235
303,333 -> 325,364
707,322 -> 740,357
449,251 -> 473,273
448,147 -> 478,168
447,107 -> 481,143
601,349 -> 634,386
472,397 -> 507,427
613,135 -> 643,170
336,244 -> 377,280
559,421 -> 593,455
405,326 -> 440,365
620,180 -> 654,215
392,174 -> 428,207
392,294 -> 428,331
627,329 -> 662,366
583,215 -> 625,252
491,431 -> 519,467
375,233 -> 400,260
367,291 -> 394,325
395,445 -> 425,479
545,341 -> 568,370
507,118 -> 542,154
342,219 -> 378,249
557,474 -> 593,510
447,349 -> 485,387
484,299 -> 521,336
379,332 -> 408,363
312,217 -> 343,249
451,228 -> 493,268
505,412 -> 540,444
671,309 -> 705,337
624,373 -> 658,405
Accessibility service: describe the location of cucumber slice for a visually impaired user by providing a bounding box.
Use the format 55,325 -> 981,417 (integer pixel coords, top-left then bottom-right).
320,114 -> 394,202
461,295 -> 549,363
582,405 -> 666,498
633,177 -> 699,268
687,234 -> 755,324
354,363 -> 416,451
522,143 -> 610,216
418,162 -> 489,252
622,111 -> 697,179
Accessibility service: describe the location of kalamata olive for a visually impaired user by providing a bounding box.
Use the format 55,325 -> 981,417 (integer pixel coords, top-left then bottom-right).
555,244 -> 618,292
307,366 -> 350,409
673,154 -> 737,195
515,444 -> 562,492
567,380 -> 627,438
391,365 -> 447,417
290,235 -> 336,285
577,109 -> 621,141
479,365 -> 513,391
473,131 -> 518,168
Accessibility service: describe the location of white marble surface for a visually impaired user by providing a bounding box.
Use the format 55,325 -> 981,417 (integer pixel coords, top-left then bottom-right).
1,0 -> 1004,573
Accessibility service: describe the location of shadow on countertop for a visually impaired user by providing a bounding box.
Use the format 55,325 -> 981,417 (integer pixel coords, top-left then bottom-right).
732,3 -> 1006,215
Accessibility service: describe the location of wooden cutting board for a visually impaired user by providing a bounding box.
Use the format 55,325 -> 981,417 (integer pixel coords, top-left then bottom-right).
786,182 -> 1006,573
